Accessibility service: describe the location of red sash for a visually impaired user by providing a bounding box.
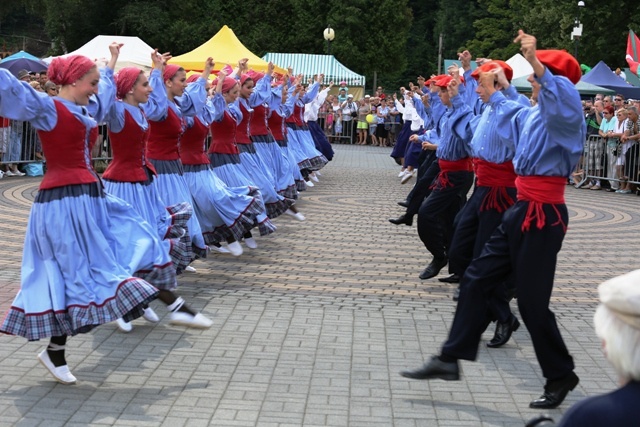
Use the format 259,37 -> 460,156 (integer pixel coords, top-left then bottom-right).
431,158 -> 473,189
516,176 -> 567,233
475,159 -> 517,213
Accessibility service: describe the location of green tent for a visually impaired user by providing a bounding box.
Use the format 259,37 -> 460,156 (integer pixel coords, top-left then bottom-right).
511,76 -> 615,96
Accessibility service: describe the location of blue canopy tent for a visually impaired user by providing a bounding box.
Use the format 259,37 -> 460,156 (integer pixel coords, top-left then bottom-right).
581,61 -> 640,99
0,50 -> 48,77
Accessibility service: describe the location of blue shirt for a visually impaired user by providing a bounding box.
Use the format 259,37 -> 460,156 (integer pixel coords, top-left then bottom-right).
0,67 -> 116,131
489,68 -> 585,176
419,94 -> 470,161
452,85 -> 530,163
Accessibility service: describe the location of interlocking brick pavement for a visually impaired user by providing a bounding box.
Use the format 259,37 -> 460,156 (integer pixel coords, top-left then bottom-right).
1,144 -> 639,426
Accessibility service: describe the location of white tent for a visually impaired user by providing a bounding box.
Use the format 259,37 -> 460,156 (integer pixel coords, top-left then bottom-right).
506,53 -> 533,80
46,35 -> 154,71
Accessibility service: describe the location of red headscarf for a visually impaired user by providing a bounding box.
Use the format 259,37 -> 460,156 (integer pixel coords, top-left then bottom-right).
212,77 -> 239,93
245,70 -> 265,83
240,73 -> 254,86
186,74 -> 201,84
163,64 -> 182,82
48,55 -> 96,86
115,67 -> 143,99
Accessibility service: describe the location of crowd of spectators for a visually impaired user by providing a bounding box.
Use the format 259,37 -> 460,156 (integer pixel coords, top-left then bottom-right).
576,93 -> 640,194
317,85 -> 402,146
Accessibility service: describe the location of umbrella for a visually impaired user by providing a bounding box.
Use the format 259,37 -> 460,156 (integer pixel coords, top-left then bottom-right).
0,50 -> 48,77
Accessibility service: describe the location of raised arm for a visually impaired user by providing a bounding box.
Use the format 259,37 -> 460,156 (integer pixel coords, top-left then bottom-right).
0,69 -> 55,130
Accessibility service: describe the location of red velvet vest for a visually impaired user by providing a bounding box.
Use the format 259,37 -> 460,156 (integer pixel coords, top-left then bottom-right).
147,107 -> 183,160
180,117 -> 210,165
249,104 -> 270,136
236,102 -> 252,144
209,111 -> 239,155
285,104 -> 305,126
37,100 -> 99,190
103,109 -> 156,182
268,111 -> 285,141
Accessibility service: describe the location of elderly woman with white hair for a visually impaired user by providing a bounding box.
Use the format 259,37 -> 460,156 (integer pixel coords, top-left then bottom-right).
554,270 -> 640,426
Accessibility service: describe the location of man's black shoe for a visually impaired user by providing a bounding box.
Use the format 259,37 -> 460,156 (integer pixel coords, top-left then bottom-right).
400,356 -> 460,381
487,316 -> 520,348
397,200 -> 409,208
529,372 -> 579,409
419,257 -> 448,280
438,273 -> 460,284
389,215 -> 412,226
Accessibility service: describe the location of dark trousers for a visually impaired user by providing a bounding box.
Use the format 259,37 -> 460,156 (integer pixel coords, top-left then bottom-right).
406,151 -> 439,217
417,170 -> 474,261
442,201 -> 574,381
447,186 -> 517,323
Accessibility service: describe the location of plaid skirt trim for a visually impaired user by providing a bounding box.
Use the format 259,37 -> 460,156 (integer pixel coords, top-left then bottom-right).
265,197 -> 295,219
169,239 -> 192,274
134,261 -> 177,291
258,217 -> 277,236
295,179 -> 307,192
307,154 -> 329,171
0,277 -> 158,341
278,184 -> 298,201
163,202 -> 193,240
203,195 -> 270,243
297,158 -> 314,171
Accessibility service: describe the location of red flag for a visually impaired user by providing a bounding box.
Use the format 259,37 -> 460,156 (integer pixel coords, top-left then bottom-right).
626,29 -> 640,75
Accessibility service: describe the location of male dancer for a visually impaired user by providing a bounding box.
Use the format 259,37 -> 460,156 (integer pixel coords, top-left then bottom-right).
401,30 -> 584,410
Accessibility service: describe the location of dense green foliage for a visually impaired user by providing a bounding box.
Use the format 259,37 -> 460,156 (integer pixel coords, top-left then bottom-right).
1,0 -> 639,91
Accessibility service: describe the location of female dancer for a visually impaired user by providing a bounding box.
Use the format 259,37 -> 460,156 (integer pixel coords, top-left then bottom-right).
232,61 -> 295,221
284,74 -> 328,184
181,73 -> 275,253
244,68 -> 305,220
0,44 -> 170,384
268,77 -> 307,194
144,58 -> 215,267
103,52 -> 213,332
208,70 -> 286,247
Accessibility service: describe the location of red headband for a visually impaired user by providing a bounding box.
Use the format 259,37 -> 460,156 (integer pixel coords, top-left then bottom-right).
212,76 -> 239,93
48,55 -> 96,86
115,67 -> 143,99
245,70 -> 265,83
163,64 -> 182,82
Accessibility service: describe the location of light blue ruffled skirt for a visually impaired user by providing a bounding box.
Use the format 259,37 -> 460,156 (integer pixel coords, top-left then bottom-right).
148,159 -> 208,259
252,135 -> 297,200
0,184 -> 170,341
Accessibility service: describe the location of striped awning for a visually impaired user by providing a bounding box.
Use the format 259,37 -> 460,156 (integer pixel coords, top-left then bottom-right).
262,53 -> 365,87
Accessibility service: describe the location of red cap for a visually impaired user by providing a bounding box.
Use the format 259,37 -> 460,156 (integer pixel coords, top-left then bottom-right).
536,50 -> 581,84
426,74 -> 446,86
435,75 -> 465,88
471,60 -> 513,82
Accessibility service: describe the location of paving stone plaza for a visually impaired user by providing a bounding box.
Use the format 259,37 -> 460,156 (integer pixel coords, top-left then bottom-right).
0,144 -> 638,426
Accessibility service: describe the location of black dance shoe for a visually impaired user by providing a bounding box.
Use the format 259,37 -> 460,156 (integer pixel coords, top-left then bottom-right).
397,200 -> 409,208
419,257 -> 448,280
487,316 -> 520,348
438,273 -> 460,283
529,372 -> 579,409
400,355 -> 460,381
388,215 -> 413,226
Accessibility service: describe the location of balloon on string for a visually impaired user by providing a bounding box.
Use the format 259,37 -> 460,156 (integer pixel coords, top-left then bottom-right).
366,114 -> 376,124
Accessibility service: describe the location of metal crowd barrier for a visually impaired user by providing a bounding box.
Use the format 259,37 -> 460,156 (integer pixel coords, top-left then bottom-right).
318,115 -> 402,146
574,134 -> 640,188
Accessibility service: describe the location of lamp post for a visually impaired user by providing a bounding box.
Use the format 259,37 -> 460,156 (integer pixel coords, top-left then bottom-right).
323,25 -> 335,56
571,1 -> 585,61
